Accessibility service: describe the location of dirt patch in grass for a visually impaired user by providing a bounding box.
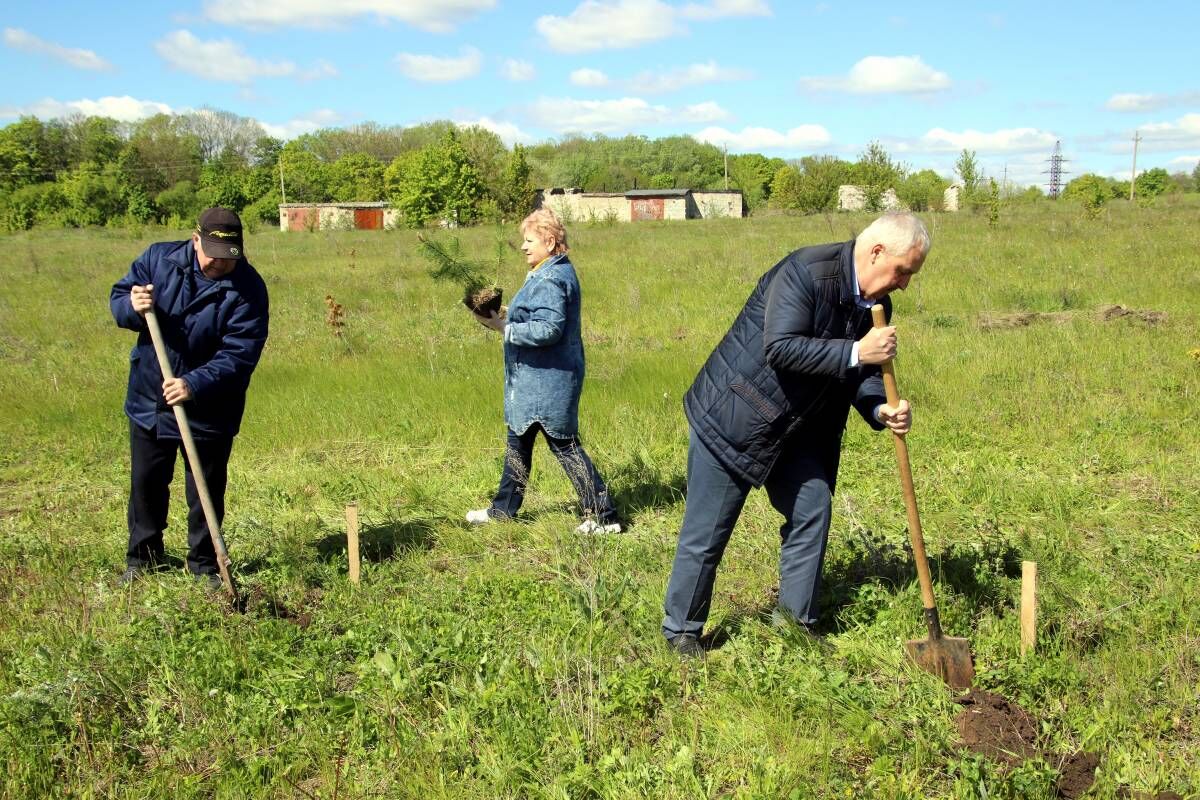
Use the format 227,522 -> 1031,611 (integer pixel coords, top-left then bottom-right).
239,585 -> 319,627
979,304 -> 1166,330
953,688 -> 1040,765
1116,790 -> 1184,800
953,688 -> 1102,798
1056,750 -> 1101,799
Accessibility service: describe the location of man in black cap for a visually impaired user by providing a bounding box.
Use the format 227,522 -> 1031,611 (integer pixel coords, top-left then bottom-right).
110,207 -> 269,587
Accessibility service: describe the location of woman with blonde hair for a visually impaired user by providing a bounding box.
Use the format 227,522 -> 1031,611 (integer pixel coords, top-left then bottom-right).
467,207 -> 621,534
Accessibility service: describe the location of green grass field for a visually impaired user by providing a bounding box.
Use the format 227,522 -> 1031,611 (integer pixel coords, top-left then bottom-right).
1,199 -> 1198,798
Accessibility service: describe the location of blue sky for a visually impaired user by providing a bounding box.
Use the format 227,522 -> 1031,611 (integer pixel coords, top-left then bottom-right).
3,0 -> 1198,186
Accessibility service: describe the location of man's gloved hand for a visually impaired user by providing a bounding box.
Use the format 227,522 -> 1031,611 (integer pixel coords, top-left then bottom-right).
877,399 -> 912,434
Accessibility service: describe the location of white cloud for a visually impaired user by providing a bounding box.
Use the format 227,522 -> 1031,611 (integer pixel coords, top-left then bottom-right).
203,0 -> 496,33
679,0 -> 771,21
1168,154 -> 1199,170
537,0 -> 769,51
155,30 -> 295,83
693,124 -> 830,151
570,68 -> 610,87
679,101 -> 730,122
800,55 -> 950,94
1105,93 -> 1168,113
394,47 -> 482,82
299,60 -> 339,81
1105,91 -> 1200,113
632,60 -> 750,93
455,117 -> 535,146
0,96 -> 173,122
537,0 -> 680,52
501,59 -> 535,81
2,27 -> 112,71
260,109 -> 341,139
907,127 -> 1058,154
1138,113 -> 1200,151
528,96 -> 727,133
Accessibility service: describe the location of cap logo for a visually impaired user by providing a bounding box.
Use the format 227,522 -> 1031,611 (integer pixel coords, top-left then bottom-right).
229,246 -> 240,256
207,229 -> 238,238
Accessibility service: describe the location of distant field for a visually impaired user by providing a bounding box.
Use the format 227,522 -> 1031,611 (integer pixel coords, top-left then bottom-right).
1,199 -> 1198,798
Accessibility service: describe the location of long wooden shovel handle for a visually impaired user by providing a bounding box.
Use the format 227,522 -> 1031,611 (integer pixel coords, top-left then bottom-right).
871,304 -> 943,641
144,309 -> 239,602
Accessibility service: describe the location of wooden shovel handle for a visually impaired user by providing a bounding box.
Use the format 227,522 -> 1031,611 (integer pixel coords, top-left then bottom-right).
144,309 -> 239,601
871,304 -> 942,639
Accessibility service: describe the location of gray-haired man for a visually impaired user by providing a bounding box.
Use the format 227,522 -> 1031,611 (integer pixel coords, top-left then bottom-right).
662,212 -> 931,656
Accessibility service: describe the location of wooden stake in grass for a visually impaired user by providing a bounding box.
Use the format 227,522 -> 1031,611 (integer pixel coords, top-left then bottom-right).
346,503 -> 360,585
1020,560 -> 1037,656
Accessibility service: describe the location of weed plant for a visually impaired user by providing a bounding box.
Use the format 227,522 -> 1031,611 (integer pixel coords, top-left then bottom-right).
1,200 -> 1198,797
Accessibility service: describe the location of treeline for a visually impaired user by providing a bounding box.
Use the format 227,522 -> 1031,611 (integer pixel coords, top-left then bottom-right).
3,109 -> 1199,233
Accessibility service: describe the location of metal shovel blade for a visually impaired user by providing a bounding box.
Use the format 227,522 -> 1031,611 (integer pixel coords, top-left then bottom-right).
905,636 -> 975,689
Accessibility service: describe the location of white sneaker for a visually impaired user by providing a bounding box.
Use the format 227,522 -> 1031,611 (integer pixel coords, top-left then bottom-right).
466,509 -> 493,525
575,519 -> 622,535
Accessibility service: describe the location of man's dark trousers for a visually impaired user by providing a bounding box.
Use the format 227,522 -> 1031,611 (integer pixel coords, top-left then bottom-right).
127,421 -> 233,576
662,427 -> 839,638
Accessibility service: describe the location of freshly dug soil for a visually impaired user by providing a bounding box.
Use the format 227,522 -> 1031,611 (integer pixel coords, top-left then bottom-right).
1056,750 -> 1100,799
953,688 -> 1040,765
980,304 -> 1165,330
464,287 -> 503,316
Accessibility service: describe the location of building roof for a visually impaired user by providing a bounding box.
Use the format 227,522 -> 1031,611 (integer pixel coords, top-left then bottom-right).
279,202 -> 389,209
624,188 -> 691,198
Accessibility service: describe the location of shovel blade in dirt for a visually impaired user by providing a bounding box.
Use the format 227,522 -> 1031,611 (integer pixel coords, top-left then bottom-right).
872,304 -> 975,690
906,631 -> 975,690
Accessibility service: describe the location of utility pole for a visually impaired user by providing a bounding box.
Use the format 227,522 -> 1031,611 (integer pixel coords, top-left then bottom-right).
1129,131 -> 1141,201
723,144 -> 728,190
279,155 -> 287,204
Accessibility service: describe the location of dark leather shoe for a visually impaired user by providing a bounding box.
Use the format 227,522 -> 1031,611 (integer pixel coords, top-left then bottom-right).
119,565 -> 145,586
193,572 -> 223,591
667,633 -> 704,658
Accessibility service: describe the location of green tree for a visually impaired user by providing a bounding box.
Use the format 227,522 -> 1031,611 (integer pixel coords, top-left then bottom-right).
896,169 -> 950,212
954,149 -> 980,197
385,131 -> 485,227
1192,162 -> 1200,192
65,115 -> 123,165
1134,167 -> 1170,198
1063,173 -> 1118,219
279,144 -> 331,203
328,152 -> 386,201
123,114 -> 203,198
728,153 -> 784,211
852,142 -> 905,211
155,180 -> 202,223
59,162 -> 126,226
769,165 -> 803,209
794,155 -> 851,213
500,144 -> 536,217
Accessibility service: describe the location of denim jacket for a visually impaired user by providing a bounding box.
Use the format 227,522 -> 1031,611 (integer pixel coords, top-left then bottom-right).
502,254 -> 585,437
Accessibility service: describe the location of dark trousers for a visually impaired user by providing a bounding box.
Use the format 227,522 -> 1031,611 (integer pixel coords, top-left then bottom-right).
127,421 -> 233,575
662,427 -> 838,638
490,423 -> 618,524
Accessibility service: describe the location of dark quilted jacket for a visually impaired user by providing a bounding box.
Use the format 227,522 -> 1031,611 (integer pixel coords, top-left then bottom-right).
110,240 -> 269,440
683,239 -> 888,486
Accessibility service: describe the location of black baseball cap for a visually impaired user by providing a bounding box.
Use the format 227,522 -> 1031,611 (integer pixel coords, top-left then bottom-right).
197,207 -> 244,259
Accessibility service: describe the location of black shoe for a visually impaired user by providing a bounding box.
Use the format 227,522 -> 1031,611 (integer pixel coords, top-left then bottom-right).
667,633 -> 705,658
192,572 -> 223,591
119,565 -> 145,586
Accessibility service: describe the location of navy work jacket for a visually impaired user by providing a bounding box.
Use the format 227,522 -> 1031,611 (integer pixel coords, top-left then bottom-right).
110,239 -> 269,440
684,239 -> 888,486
